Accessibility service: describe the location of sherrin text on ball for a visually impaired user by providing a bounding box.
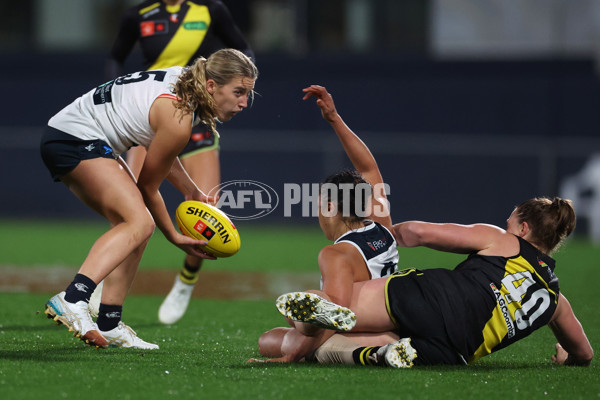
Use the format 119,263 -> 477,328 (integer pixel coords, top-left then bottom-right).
175,200 -> 241,257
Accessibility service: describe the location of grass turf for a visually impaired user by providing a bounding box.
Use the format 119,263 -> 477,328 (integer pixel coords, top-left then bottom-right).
0,219 -> 599,399
0,219 -> 467,272
1,293 -> 598,400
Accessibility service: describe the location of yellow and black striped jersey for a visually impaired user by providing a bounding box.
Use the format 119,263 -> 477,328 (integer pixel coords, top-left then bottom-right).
462,236 -> 559,363
109,0 -> 253,74
385,236 -> 559,365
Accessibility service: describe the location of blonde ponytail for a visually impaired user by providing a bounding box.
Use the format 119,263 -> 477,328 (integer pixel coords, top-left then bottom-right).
172,49 -> 258,134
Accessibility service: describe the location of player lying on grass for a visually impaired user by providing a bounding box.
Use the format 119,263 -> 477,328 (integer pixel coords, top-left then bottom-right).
40,49 -> 257,349
254,85 -> 401,361
264,197 -> 594,367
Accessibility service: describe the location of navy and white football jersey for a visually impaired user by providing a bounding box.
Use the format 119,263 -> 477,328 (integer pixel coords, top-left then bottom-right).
334,221 -> 398,279
49,67 -> 185,156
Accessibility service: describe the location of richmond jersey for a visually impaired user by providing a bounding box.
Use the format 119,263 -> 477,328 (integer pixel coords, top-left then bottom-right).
385,236 -> 559,365
460,237 -> 560,362
334,221 -> 399,280
48,67 -> 184,156
110,0 -> 253,71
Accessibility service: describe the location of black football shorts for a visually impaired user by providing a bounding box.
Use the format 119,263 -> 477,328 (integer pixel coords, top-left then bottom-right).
40,126 -> 116,182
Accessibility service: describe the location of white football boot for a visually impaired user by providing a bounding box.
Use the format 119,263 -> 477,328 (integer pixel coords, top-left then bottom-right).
276,292 -> 356,332
375,338 -> 418,368
158,276 -> 195,325
45,291 -> 109,348
100,321 -> 159,350
87,280 -> 103,318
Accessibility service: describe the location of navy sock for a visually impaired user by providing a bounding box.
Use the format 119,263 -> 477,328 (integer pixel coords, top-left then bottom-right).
64,273 -> 97,304
96,304 -> 123,332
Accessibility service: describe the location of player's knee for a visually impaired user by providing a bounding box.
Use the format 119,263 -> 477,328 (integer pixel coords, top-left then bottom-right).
258,328 -> 286,357
141,214 -> 156,241
257,331 -> 275,357
130,211 -> 155,243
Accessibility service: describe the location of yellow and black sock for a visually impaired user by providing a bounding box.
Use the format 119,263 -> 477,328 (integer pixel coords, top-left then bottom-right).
178,262 -> 201,285
352,346 -> 383,366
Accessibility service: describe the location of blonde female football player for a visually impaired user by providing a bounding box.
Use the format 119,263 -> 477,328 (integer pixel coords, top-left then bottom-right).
40,49 -> 258,349
104,0 -> 255,326
255,85 -> 400,360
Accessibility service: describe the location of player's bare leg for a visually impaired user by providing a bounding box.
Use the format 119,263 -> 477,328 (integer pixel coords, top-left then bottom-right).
45,158 -> 153,348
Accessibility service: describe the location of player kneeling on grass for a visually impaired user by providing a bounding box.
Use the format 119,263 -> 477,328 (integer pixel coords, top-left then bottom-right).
257,197 -> 594,367
40,49 -> 258,349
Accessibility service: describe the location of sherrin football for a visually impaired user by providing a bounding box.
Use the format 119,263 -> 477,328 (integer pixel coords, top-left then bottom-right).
175,200 -> 241,258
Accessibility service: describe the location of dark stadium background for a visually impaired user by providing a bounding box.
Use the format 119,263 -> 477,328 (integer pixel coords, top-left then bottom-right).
1,0 -> 599,233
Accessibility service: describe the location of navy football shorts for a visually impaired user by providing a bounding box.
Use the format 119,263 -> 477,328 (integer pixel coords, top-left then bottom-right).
40,126 -> 116,182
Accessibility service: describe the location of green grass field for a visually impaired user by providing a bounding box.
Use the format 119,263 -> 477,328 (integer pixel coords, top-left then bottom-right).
0,220 -> 598,399
0,219 -> 468,272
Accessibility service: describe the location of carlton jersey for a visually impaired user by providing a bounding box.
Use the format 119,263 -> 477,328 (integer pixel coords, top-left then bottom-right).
330,221 -> 398,283
385,236 -> 560,365
48,67 -> 185,157
110,0 -> 253,70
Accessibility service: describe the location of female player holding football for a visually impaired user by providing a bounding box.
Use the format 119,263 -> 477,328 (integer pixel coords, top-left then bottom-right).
255,85 -> 401,360
40,48 -> 258,349
103,0 -> 255,325
263,196 -> 594,368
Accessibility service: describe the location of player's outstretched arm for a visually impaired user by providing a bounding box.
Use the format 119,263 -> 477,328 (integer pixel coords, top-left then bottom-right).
302,85 -> 379,182
391,221 -> 505,254
549,293 -> 593,366
302,85 -> 391,228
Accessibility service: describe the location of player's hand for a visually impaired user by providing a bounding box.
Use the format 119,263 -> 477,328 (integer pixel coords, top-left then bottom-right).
551,343 -> 569,365
172,233 -> 217,259
302,85 -> 339,123
247,355 -> 295,363
186,189 -> 219,206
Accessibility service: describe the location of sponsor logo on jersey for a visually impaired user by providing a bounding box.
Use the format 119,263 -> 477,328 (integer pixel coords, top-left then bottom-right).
93,81 -> 114,105
367,238 -> 387,251
191,132 -> 211,142
489,282 -> 516,339
183,21 -> 208,30
140,21 -> 168,37
537,258 -> 553,277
